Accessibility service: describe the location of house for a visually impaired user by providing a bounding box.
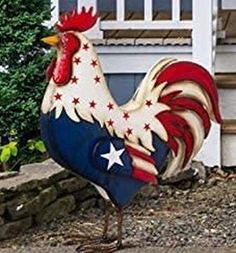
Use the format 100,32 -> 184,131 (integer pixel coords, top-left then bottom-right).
45,0 -> 236,167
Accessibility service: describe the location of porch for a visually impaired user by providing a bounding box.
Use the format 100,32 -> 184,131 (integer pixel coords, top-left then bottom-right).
45,0 -> 236,167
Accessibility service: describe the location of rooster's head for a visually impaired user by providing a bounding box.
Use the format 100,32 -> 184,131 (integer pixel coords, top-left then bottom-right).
41,7 -> 98,86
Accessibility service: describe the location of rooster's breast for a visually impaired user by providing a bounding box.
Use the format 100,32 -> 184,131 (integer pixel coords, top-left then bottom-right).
40,109 -> 169,208
40,110 -> 147,208
40,110 -> 108,178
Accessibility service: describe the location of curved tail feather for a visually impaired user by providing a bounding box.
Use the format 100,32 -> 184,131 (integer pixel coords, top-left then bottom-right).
155,60 -> 222,178
155,61 -> 222,123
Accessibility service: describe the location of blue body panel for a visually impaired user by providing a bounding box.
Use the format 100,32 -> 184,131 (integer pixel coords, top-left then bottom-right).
40,110 -> 169,208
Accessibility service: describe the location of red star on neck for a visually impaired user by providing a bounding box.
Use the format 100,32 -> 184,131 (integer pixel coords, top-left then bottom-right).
83,43 -> 89,51
71,76 -> 79,84
144,123 -> 151,131
107,119 -> 114,127
91,59 -> 98,68
123,112 -> 130,120
126,128 -> 133,136
89,100 -> 96,108
74,57 -> 81,65
145,100 -> 152,107
94,75 -> 101,84
107,102 -> 114,110
54,93 -> 62,100
72,97 -> 80,105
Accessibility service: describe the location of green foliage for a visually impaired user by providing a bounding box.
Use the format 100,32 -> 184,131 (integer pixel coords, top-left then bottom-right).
0,138 -> 48,171
0,0 -> 54,170
0,141 -> 18,163
27,139 -> 46,153
0,0 -> 53,141
0,146 -> 11,163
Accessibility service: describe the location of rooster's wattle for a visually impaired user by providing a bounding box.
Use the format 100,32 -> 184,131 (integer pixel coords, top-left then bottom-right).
40,7 -> 222,250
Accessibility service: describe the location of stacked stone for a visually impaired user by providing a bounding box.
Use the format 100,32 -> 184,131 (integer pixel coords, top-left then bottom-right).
0,160 -> 98,240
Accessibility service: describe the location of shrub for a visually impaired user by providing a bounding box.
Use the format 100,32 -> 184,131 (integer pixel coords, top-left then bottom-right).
0,0 -> 53,169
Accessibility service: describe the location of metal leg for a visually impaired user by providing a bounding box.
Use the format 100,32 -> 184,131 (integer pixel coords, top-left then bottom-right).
102,201 -> 112,239
76,205 -> 125,252
116,208 -> 123,249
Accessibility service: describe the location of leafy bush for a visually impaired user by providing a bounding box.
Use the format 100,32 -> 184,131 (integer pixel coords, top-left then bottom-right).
0,139 -> 47,171
0,0 -> 53,170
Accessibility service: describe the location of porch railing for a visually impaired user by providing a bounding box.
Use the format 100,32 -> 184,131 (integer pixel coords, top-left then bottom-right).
99,0 -> 192,30
45,0 -> 218,74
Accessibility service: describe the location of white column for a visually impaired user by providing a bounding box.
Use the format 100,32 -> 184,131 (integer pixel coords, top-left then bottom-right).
172,0 -> 180,21
144,0 -> 153,21
212,0 -> 218,72
77,0 -> 103,39
117,0 -> 125,21
192,0 -> 213,72
192,0 -> 221,167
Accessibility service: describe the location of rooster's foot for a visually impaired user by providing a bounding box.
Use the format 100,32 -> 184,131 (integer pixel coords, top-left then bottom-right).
76,240 -> 121,253
67,232 -> 116,247
83,233 -> 117,245
62,230 -> 107,246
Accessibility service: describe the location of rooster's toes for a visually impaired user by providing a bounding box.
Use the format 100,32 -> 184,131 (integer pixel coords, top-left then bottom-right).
76,241 -> 118,253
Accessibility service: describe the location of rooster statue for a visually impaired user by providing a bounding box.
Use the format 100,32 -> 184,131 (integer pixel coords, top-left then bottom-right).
40,7 -> 222,252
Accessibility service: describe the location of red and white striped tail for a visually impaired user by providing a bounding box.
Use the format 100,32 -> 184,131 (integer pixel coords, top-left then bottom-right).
125,142 -> 158,185
154,60 -> 222,179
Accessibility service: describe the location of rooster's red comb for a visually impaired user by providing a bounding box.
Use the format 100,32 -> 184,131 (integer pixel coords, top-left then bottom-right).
56,7 -> 98,32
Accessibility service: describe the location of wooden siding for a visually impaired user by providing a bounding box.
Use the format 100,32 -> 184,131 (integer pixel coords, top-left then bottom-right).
59,0 -> 235,12
94,10 -> 235,46
59,0 -> 77,12
57,0 -> 232,13
56,2 -> 236,46
105,74 -> 144,105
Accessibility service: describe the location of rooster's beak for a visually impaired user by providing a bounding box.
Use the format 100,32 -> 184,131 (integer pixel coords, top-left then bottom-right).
41,35 -> 60,46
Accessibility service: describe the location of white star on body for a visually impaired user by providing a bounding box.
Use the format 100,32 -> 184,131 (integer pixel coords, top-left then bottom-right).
101,143 -> 125,170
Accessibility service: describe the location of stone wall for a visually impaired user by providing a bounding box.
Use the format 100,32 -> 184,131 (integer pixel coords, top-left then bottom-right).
0,160 -> 98,240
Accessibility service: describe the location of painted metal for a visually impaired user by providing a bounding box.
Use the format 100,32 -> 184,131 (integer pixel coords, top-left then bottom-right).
41,8 -> 222,208
42,1 -> 227,168
77,0 -> 103,39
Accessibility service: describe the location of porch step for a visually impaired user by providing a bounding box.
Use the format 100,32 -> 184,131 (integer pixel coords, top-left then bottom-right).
216,73 -> 236,89
221,120 -> 236,134
221,120 -> 236,166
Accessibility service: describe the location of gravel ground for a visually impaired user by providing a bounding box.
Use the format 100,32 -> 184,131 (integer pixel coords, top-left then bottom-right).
0,169 -> 235,252
0,247 -> 235,253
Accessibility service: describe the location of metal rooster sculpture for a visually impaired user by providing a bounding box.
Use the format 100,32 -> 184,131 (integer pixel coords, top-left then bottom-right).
40,7 -> 222,251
